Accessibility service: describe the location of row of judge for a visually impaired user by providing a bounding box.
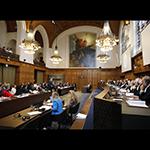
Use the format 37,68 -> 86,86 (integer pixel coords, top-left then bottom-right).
108,76 -> 150,106
138,76 -> 150,106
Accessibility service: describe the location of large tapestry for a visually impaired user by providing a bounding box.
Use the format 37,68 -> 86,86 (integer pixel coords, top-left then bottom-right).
69,32 -> 96,67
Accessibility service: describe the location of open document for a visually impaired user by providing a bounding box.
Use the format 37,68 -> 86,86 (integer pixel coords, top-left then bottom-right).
76,113 -> 87,119
27,111 -> 42,116
126,100 -> 149,108
39,105 -> 51,111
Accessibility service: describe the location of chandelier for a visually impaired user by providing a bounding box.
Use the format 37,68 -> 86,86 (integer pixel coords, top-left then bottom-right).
19,21 -> 41,54
50,20 -> 63,64
96,53 -> 110,63
50,45 -> 63,64
96,21 -> 118,52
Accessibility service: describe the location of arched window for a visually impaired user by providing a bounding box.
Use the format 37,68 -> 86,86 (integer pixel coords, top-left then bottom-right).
134,20 -> 150,56
33,31 -> 45,66
135,21 -> 141,53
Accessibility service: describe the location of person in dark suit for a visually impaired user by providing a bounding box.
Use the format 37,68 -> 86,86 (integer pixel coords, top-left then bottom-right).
87,82 -> 92,93
91,81 -> 104,99
68,90 -> 78,108
133,78 -> 142,96
139,76 -> 150,106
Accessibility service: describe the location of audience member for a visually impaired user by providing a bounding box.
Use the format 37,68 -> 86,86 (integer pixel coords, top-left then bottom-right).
139,76 -> 150,106
51,92 -> 63,115
68,90 -> 78,108
9,84 -> 17,95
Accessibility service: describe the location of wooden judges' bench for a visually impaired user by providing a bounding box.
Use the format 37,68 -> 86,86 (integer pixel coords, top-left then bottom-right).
71,87 -> 150,129
94,87 -> 150,129
0,92 -> 51,118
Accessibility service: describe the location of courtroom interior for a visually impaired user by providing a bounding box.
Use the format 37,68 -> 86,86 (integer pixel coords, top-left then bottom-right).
0,20 -> 150,130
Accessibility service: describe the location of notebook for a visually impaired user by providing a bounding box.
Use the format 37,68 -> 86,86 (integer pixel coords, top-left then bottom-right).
126,100 -> 149,108
76,113 -> 87,119
27,111 -> 42,116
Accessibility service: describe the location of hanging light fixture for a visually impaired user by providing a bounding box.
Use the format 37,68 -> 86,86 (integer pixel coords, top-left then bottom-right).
50,44 -> 63,64
96,21 -> 118,52
19,21 -> 41,54
50,20 -> 63,64
96,53 -> 110,63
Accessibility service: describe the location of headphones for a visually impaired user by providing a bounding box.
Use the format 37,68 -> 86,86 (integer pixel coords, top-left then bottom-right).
13,113 -> 22,118
14,113 -> 30,121
21,115 -> 30,121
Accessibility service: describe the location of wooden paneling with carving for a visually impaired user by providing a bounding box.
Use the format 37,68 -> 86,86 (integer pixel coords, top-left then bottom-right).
46,68 -> 121,90
133,52 -> 150,74
123,52 -> 150,80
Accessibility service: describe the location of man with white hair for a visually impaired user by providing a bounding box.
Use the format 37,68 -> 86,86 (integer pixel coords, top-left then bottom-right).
139,76 -> 150,106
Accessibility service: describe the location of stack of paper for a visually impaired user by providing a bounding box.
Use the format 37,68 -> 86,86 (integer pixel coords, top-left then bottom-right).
76,113 -> 87,119
27,111 -> 42,116
120,89 -> 127,93
15,93 -> 30,98
39,105 -> 51,110
113,98 -> 123,102
126,93 -> 134,96
126,100 -> 148,108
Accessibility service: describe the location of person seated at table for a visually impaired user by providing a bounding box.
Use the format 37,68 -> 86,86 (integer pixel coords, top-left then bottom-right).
1,89 -> 13,97
133,77 -> 142,96
15,84 -> 23,95
9,84 -> 17,95
68,90 -> 78,108
91,81 -> 105,99
51,92 -> 63,115
22,83 -> 29,93
0,83 -> 13,97
139,76 -> 150,106
87,82 -> 92,93
0,86 -> 3,97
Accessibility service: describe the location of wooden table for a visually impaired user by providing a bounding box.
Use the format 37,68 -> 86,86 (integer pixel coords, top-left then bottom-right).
94,86 -> 150,129
0,92 -> 51,118
0,106 -> 52,129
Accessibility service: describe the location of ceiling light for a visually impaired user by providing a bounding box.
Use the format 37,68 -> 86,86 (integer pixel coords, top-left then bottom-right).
96,21 -> 117,52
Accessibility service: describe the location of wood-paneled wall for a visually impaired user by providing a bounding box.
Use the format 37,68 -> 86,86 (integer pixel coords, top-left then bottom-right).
0,57 -> 121,90
2,52 -> 149,87
44,68 -> 121,90
0,57 -> 46,85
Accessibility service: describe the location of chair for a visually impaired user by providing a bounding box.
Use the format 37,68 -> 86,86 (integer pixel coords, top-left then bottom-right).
68,102 -> 80,122
19,110 -> 52,130
50,108 -> 69,129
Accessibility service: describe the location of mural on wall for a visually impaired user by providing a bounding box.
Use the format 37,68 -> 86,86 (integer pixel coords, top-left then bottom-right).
121,23 -> 130,54
69,32 -> 96,67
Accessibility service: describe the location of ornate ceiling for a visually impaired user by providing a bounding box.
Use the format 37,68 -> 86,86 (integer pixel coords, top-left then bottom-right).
5,20 -> 120,47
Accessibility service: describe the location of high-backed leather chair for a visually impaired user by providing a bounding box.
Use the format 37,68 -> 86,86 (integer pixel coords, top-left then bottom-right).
68,102 -> 80,122
50,108 -> 69,129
